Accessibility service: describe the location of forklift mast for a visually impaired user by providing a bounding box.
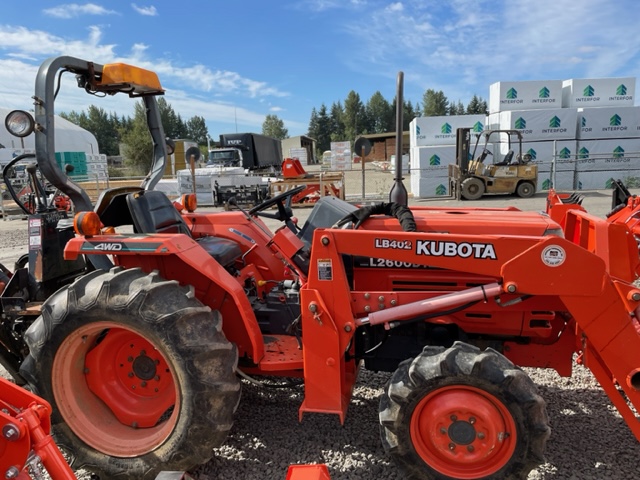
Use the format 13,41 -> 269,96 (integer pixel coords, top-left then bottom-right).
455,127 -> 472,174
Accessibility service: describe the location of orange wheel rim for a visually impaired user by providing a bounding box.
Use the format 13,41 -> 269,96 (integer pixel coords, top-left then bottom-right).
52,321 -> 179,457
410,385 -> 516,479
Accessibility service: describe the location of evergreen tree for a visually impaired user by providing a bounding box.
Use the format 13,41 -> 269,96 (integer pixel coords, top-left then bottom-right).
448,100 -> 465,115
466,95 -> 488,115
308,104 -> 331,154
120,101 -> 153,175
60,107 -> 120,155
186,115 -> 209,145
422,89 -> 449,116
343,91 -> 366,140
329,101 -> 345,142
157,98 -> 187,139
262,114 -> 289,139
366,91 -> 393,134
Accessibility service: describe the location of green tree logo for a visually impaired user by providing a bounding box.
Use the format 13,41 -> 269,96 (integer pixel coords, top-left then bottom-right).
436,184 -> 447,196
605,178 -> 616,188
578,147 -> 589,159
583,85 -> 595,97
549,116 -> 561,128
610,114 -> 622,126
613,146 -> 625,158
515,117 -> 527,129
558,147 -> 571,159
581,117 -> 587,127
429,154 -> 441,166
472,121 -> 484,133
416,125 -> 421,135
539,87 -> 550,98
441,123 -> 452,134
542,179 -> 552,190
527,148 -> 537,160
617,84 -> 627,95
506,88 -> 518,99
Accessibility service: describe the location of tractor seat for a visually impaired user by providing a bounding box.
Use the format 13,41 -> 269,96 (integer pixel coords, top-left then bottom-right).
126,190 -> 241,268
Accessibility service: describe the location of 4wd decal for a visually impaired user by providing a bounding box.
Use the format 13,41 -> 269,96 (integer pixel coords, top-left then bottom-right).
416,240 -> 497,260
94,243 -> 123,251
81,241 -> 163,253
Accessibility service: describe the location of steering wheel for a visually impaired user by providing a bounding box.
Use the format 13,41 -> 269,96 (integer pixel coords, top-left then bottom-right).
2,154 -> 39,215
248,185 -> 306,232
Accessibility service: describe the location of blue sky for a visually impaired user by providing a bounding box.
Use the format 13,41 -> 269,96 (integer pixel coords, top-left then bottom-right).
1,1 -> 639,140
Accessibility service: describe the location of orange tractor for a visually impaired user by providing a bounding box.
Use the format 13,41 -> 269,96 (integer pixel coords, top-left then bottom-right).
1,56 -> 640,480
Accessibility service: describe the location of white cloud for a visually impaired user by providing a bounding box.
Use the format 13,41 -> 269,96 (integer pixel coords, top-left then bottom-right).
0,25 -> 117,60
339,0 -> 640,103
43,3 -> 118,19
131,3 -> 158,16
0,25 -> 289,100
269,106 -> 284,112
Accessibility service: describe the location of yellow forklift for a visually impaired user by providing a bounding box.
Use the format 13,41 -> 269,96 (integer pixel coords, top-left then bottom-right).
449,128 -> 538,200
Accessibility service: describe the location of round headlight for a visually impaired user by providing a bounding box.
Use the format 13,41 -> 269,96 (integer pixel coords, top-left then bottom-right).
5,110 -> 35,138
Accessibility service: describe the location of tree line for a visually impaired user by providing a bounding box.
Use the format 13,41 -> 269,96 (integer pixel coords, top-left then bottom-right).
307,89 -> 488,154
61,88 -> 486,172
60,98 -> 209,174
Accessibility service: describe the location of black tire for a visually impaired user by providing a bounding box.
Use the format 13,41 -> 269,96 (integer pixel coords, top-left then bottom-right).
516,181 -> 535,198
20,267 -> 241,479
379,341 -> 549,480
460,177 -> 485,200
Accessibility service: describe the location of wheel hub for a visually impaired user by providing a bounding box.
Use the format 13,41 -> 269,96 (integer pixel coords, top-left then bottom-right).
448,420 -> 476,445
132,353 -> 157,381
84,328 -> 176,428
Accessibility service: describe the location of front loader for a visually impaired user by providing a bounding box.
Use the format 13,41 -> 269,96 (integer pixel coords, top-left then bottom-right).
1,56 -> 640,480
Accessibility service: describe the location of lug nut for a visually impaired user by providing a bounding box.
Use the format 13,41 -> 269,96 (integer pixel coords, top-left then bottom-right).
5,466 -> 20,479
478,432 -> 485,440
467,445 -> 474,452
469,417 -> 476,424
2,424 -> 19,441
449,443 -> 456,451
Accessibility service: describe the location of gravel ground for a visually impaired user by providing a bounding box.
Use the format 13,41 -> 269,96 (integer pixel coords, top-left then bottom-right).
2,192 -> 640,479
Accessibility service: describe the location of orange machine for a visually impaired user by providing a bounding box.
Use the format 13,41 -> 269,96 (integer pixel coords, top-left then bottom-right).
0,377 -> 76,479
2,57 -> 640,480
270,158 -> 344,204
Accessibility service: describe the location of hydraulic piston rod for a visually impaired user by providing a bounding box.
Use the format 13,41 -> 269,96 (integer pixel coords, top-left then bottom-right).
356,282 -> 503,327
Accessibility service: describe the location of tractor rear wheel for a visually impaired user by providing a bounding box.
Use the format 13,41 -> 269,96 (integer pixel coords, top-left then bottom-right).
379,342 -> 549,479
516,181 -> 535,198
460,177 -> 485,200
21,267 -> 241,479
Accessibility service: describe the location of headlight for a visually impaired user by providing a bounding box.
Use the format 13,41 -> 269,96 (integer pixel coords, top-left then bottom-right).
5,110 -> 35,138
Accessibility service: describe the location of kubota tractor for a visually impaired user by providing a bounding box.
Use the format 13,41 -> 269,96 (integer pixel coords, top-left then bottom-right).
2,56 -> 640,480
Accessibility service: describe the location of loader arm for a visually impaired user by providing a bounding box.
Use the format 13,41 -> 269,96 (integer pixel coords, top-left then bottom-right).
299,219 -> 640,441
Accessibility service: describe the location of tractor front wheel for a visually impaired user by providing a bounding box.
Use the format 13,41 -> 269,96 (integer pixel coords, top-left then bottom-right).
460,177 -> 485,200
379,342 -> 549,479
21,267 -> 241,479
